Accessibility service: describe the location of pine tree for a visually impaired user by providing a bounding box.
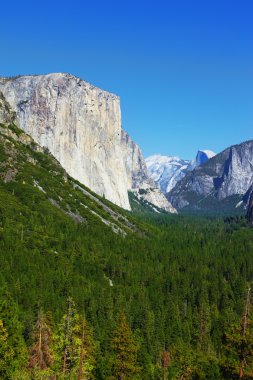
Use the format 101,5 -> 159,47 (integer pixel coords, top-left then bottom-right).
77,315 -> 95,380
196,296 -> 212,353
28,310 -> 53,374
53,297 -> 95,379
111,313 -> 140,380
161,350 -> 170,380
222,287 -> 253,378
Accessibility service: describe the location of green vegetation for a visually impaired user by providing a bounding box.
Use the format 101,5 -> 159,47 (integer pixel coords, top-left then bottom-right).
0,123 -> 253,379
180,193 -> 245,216
129,191 -> 168,215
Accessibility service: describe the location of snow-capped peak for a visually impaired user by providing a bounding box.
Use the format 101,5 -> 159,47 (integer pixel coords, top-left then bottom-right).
146,154 -> 184,165
146,149 -> 216,194
146,154 -> 190,193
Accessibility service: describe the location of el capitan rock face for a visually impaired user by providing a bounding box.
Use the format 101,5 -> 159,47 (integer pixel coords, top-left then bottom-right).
0,73 -> 131,209
0,73 -> 175,213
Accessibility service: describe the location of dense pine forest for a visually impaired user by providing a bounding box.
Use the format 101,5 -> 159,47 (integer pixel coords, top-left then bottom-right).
1,122 -> 253,379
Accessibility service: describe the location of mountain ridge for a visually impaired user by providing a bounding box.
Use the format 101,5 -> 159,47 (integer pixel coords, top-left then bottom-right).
167,139 -> 253,213
146,149 -> 216,194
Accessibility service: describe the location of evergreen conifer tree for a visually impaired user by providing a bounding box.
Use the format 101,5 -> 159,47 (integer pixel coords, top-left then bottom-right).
222,287 -> 253,378
53,297 -> 95,379
111,313 -> 140,380
28,310 -> 54,377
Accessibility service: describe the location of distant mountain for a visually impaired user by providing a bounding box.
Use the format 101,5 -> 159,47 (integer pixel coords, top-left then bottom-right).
145,155 -> 189,193
188,149 -> 216,170
146,149 -> 215,193
168,140 -> 253,214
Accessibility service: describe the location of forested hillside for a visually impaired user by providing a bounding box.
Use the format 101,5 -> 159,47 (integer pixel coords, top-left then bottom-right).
1,122 -> 253,379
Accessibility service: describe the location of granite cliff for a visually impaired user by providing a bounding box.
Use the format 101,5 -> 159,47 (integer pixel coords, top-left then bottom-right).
0,73 -> 175,213
168,140 -> 253,213
121,130 -> 176,213
0,92 -> 16,124
0,74 -> 131,209
121,129 -> 154,190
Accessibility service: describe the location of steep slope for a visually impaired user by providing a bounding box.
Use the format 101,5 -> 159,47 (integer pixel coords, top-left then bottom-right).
0,92 -> 16,124
0,94 -> 141,236
0,73 -> 131,209
168,140 -> 253,213
121,131 -> 177,213
129,187 -> 177,214
121,129 -> 154,189
146,149 -> 215,194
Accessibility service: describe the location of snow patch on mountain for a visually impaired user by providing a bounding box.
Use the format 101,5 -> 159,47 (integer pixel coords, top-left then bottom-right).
146,155 -> 190,193
146,150 -> 216,194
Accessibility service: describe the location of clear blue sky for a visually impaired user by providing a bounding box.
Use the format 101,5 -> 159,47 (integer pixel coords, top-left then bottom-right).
1,0 -> 253,159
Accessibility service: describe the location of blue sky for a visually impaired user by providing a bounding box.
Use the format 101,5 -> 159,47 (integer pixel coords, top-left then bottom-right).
1,0 -> 253,159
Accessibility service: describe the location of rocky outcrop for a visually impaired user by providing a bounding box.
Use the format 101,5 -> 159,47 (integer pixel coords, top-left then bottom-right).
132,187 -> 177,213
0,92 -> 16,124
121,130 -> 177,213
188,150 -> 216,170
121,130 -> 154,190
168,140 -> 253,212
0,73 -> 131,209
